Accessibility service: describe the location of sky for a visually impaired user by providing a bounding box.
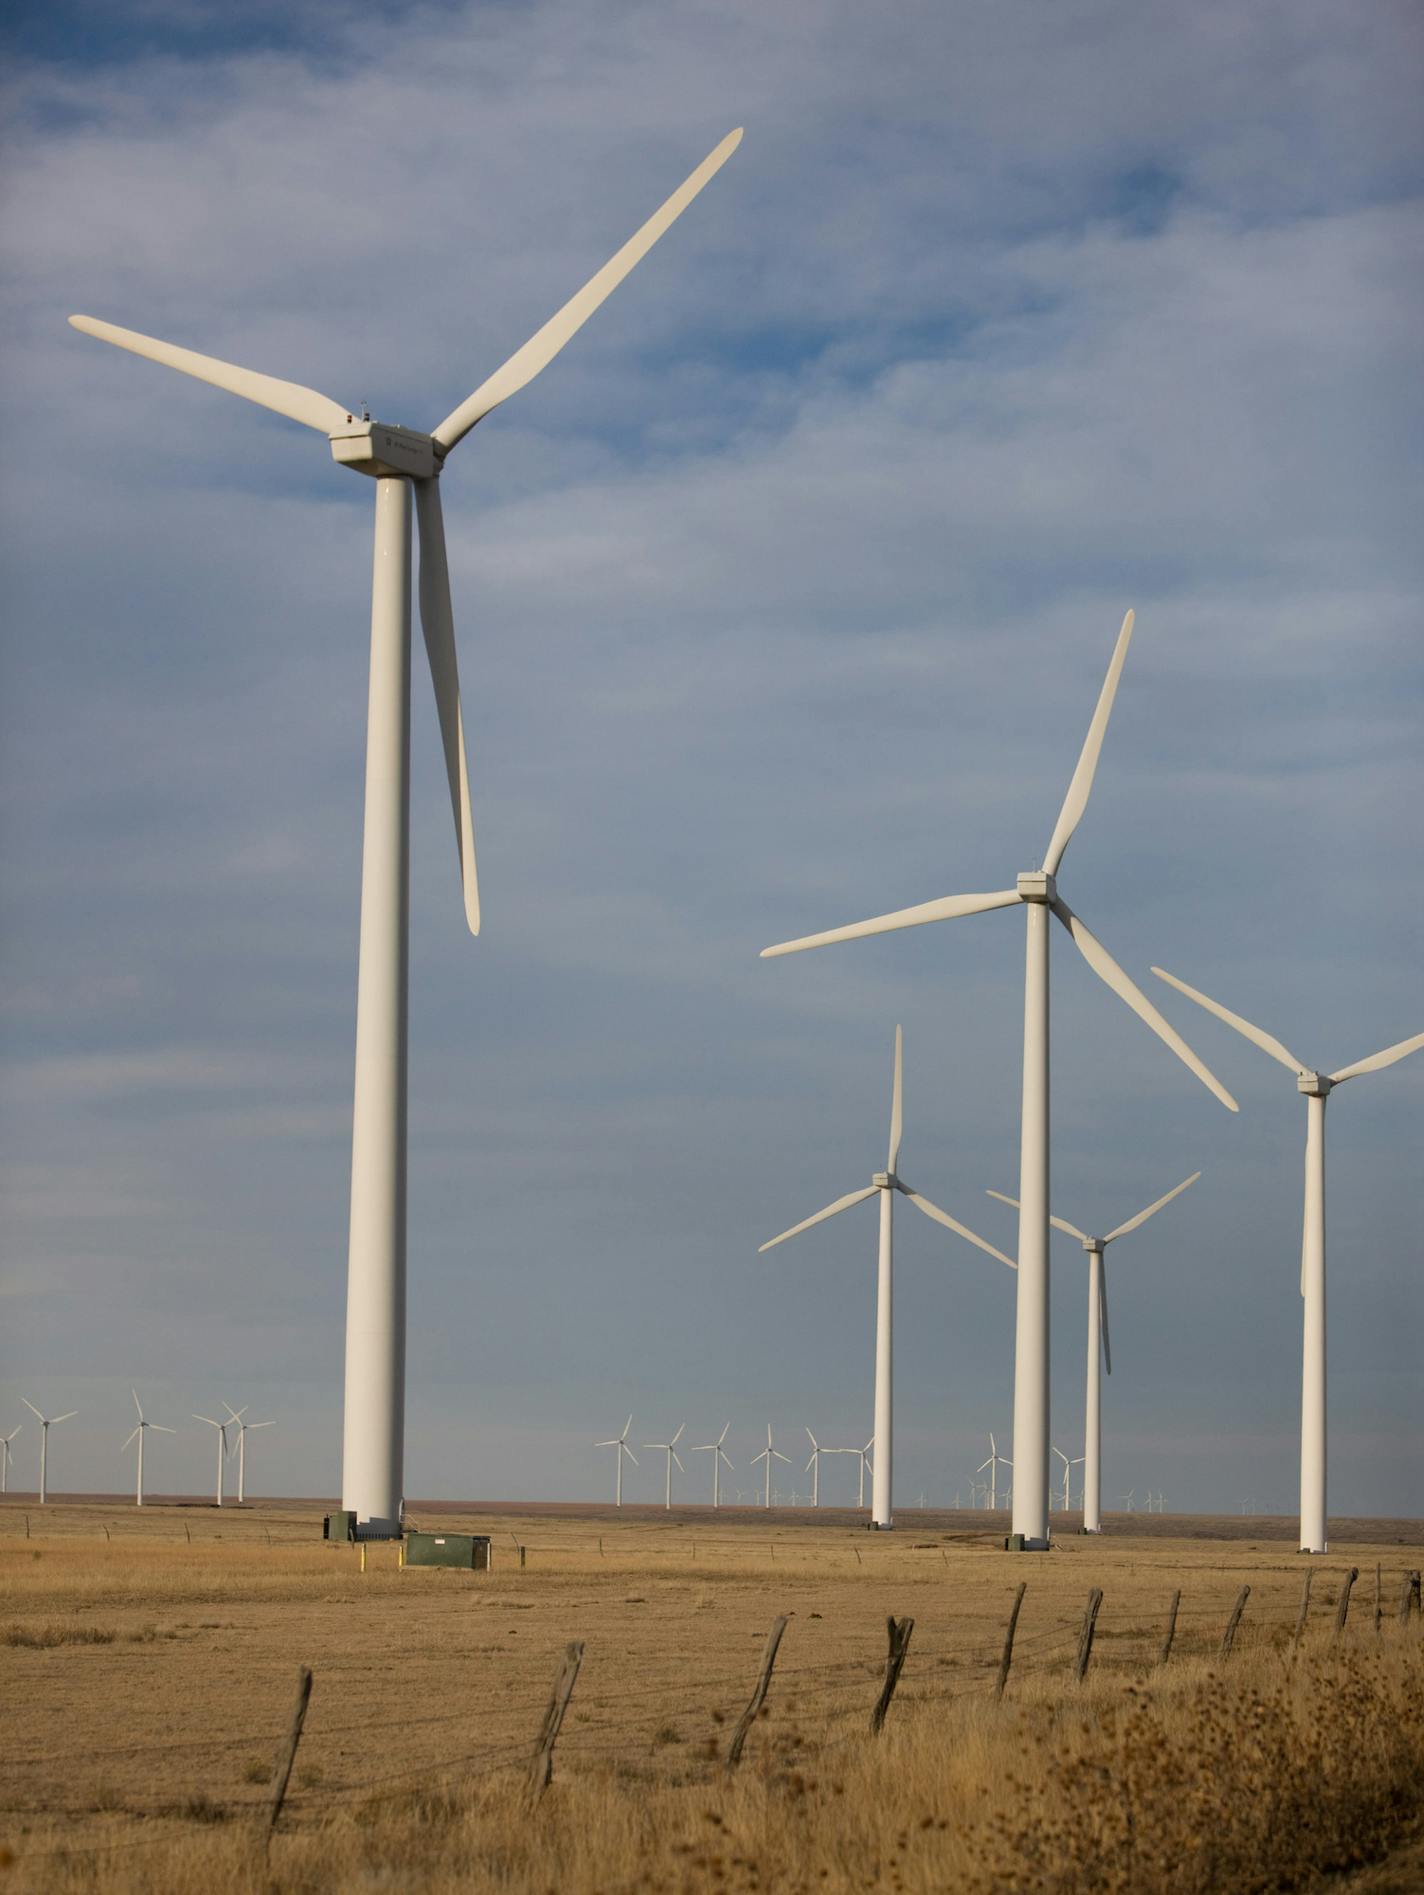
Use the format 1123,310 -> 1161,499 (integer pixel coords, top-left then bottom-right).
1,0 -> 1421,1518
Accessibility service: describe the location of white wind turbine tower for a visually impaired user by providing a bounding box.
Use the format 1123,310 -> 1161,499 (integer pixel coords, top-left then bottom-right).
989,1172 -> 1199,1534
977,1433 -> 1011,1511
762,612 -> 1237,1546
123,1391 -> 176,1507
1,1426 -> 21,1495
193,1413 -> 234,1507
595,1416 -> 638,1507
751,1425 -> 791,1508
1052,1445 -> 1084,1513
223,1404 -> 275,1506
644,1424 -> 685,1510
760,1026 -> 1013,1531
1154,967 -> 1423,1555
70,130 -> 742,1538
691,1425 -> 734,1508
20,1401 -> 76,1505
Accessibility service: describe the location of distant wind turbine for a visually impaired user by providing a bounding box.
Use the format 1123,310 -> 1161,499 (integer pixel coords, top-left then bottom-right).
761,613 -> 1237,1545
123,1391 -> 176,1507
691,1425 -> 734,1507
69,129 -> 742,1538
751,1425 -> 791,1508
594,1416 -> 638,1507
977,1433 -> 1011,1511
1153,966 -> 1423,1554
193,1413 -> 234,1507
760,1026 -> 1013,1531
643,1424 -> 685,1510
989,1172 -> 1199,1534
804,1429 -> 827,1507
223,1404 -> 275,1505
21,1401 -> 76,1505
1,1426 -> 21,1495
1052,1445 -> 1084,1513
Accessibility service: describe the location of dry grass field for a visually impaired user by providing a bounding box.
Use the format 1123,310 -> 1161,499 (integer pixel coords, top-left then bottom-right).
2,1497 -> 1420,1892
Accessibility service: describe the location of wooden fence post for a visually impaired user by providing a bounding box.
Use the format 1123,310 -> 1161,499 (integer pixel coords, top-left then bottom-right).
1158,1589 -> 1181,1667
996,1583 -> 1027,1699
262,1666 -> 312,1859
1074,1589 -> 1103,1682
1293,1570 -> 1314,1653
526,1642 -> 584,1803
871,1616 -> 914,1733
1374,1563 -> 1382,1636
1332,1567 -> 1359,1642
1399,1571 -> 1422,1626
727,1616 -> 789,1768
1219,1585 -> 1250,1659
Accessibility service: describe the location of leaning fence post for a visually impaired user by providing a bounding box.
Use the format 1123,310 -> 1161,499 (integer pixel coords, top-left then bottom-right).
1074,1589 -> 1103,1682
1158,1589 -> 1181,1667
871,1616 -> 915,1733
526,1641 -> 584,1803
1400,1571 -> 1422,1626
1332,1567 -> 1359,1642
1219,1585 -> 1250,1659
996,1583 -> 1027,1699
1292,1570 -> 1314,1653
727,1616 -> 788,1768
262,1666 -> 312,1859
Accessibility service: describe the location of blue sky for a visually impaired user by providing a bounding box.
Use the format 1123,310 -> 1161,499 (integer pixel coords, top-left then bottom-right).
2,0 -> 1420,1515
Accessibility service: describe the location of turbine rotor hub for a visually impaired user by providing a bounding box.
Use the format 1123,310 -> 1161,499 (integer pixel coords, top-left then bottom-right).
872,1171 -> 896,1190
1016,870 -> 1056,904
1297,1071 -> 1333,1097
1082,1236 -> 1104,1253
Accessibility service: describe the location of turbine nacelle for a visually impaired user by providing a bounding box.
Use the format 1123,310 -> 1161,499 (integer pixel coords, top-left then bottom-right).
1081,1236 -> 1105,1253
1016,869 -> 1056,904
329,421 -> 440,480
1297,1071 -> 1333,1097
871,1170 -> 896,1190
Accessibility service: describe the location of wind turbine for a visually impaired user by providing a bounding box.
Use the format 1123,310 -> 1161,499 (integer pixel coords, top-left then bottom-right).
20,1401 -> 76,1505
761,612 -> 1237,1545
977,1434 -> 1011,1510
691,1424 -> 733,1508
1120,1489 -> 1136,1512
1052,1445 -> 1084,1513
1153,967 -> 1423,1555
989,1172 -> 1200,1534
223,1404 -> 275,1506
751,1425 -> 791,1507
123,1391 -> 176,1507
804,1428 -> 827,1507
595,1416 -> 638,1507
1,1426 -> 21,1495
69,130 -> 742,1538
193,1413 -> 234,1507
760,1026 -> 1014,1531
643,1424 -> 685,1510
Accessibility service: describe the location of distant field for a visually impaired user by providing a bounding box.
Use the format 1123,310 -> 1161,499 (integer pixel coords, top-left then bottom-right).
2,1497 -> 1420,1892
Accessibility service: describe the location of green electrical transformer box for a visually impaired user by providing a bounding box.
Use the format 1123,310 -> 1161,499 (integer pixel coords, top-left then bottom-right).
405,1531 -> 491,1570
323,1510 -> 357,1542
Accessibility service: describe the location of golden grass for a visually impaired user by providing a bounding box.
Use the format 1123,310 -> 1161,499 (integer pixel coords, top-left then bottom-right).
1,1499 -> 1419,1892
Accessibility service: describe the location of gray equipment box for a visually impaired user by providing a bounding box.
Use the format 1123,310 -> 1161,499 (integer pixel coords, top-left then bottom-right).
405,1531 -> 491,1571
324,1510 -> 358,1543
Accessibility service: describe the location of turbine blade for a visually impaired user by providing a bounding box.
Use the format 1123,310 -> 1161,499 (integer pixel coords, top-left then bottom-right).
672,1452 -> 685,1473
68,315 -> 350,434
152,1425 -> 177,1433
21,1399 -> 43,1421
985,1188 -> 1089,1243
718,1449 -> 733,1469
671,1423 -> 685,1446
888,1024 -> 904,1173
623,1446 -> 638,1466
1151,966 -> 1302,1074
433,129 -> 742,451
414,479 -> 480,934
761,889 -> 1021,959
758,1185 -> 878,1252
52,1412 -> 77,1425
132,1389 -> 144,1420
717,1422 -> 729,1446
1103,1171 -> 1201,1244
122,1429 -> 139,1450
1329,1031 -> 1424,1084
1052,903 -> 1239,1110
1042,610 -> 1136,876
1099,1257 -> 1112,1375
250,1421 -> 276,1431
900,1187 -> 1017,1269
